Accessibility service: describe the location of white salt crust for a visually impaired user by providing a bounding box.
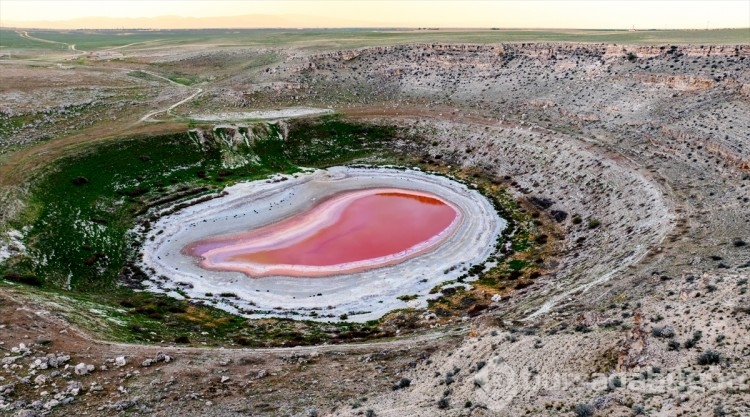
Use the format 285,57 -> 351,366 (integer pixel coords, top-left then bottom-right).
139,167 -> 505,322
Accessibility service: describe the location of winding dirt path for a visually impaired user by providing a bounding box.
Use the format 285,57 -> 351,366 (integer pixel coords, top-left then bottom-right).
138,86 -> 203,123
16,30 -> 87,54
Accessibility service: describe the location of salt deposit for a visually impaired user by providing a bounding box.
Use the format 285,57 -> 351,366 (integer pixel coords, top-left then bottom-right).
139,166 -> 504,322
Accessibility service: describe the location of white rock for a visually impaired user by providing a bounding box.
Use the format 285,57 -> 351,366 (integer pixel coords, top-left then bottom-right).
43,399 -> 60,409
115,356 -> 126,367
74,363 -> 89,376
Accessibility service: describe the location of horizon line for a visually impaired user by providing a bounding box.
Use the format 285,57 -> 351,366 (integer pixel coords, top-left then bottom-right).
2,26 -> 749,31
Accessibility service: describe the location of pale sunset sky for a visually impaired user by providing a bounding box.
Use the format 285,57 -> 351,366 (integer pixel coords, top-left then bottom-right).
1,0 -> 748,29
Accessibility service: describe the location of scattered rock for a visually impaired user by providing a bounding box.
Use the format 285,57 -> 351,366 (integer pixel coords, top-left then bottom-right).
66,381 -> 83,396
73,363 -> 94,376
154,352 -> 171,363
114,356 -> 127,367
108,399 -> 136,411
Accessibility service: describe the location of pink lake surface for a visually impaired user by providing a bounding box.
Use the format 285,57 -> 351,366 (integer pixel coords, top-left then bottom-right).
184,188 -> 460,277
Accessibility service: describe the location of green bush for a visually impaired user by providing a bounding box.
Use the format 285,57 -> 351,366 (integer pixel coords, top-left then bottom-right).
697,350 -> 721,365
573,403 -> 594,417
651,326 -> 675,338
3,272 -> 43,287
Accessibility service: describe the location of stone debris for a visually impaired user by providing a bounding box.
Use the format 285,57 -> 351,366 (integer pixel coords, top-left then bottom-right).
10,344 -> 31,356
73,363 -> 94,376
114,356 -> 127,367
107,399 -> 136,411
142,352 -> 172,367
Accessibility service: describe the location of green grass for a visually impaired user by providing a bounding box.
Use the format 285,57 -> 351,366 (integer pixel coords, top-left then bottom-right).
0,117 -> 422,345
14,132 -> 220,290
0,279 -> 382,346
0,116 -> 550,345
0,29 -> 66,50
7,118 -> 411,291
2,28 -> 747,53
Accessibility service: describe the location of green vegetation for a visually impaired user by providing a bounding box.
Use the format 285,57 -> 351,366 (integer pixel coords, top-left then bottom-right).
5,118 -> 413,290
9,132 -> 222,291
0,113 -> 552,344
1,117 -> 423,345
2,28 -> 748,53
0,29 -> 67,50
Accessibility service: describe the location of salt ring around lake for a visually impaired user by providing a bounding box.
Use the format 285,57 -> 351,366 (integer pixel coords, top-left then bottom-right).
139,166 -> 505,322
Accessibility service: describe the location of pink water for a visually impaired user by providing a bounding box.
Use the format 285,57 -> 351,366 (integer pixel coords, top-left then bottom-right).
185,188 -> 459,277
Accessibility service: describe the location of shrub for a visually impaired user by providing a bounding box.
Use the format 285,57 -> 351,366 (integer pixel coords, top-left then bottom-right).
234,336 -> 252,346
71,176 -> 89,185
697,350 -> 722,365
550,210 -> 568,222
587,219 -> 601,229
392,378 -> 411,390
219,292 -> 238,298
651,326 -> 675,338
573,403 -> 595,417
437,398 -> 449,409
627,52 -> 638,62
575,324 -> 592,333
174,335 -> 190,344
119,299 -> 135,308
668,339 -> 681,351
3,272 -> 43,287
632,405 -> 645,415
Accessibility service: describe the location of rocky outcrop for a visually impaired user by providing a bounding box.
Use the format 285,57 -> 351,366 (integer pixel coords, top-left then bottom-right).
188,122 -> 287,169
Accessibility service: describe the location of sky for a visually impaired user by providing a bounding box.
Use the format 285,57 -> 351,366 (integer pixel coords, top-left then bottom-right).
1,1 -> 749,29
